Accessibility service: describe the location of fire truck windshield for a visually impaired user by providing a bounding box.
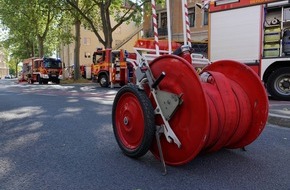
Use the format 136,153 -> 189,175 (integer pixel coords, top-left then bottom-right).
44,59 -> 62,68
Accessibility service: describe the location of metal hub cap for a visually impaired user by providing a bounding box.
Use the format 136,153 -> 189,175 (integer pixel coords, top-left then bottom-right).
276,76 -> 290,95
100,78 -> 106,85
123,117 -> 129,125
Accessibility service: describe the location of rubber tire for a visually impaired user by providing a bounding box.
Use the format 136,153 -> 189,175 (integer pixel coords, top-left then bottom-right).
92,75 -> 97,83
38,75 -> 43,84
267,67 -> 290,101
99,74 -> 109,87
112,85 -> 155,158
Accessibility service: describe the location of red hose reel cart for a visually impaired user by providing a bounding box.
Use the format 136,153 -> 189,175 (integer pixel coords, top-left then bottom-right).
111,0 -> 269,174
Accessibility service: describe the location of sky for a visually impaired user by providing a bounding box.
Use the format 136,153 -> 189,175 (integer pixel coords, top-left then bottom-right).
0,26 -> 9,42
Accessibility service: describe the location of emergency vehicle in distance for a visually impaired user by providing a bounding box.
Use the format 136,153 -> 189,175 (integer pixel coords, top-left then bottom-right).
20,57 -> 63,84
91,48 -> 132,87
90,40 -> 181,88
208,0 -> 290,100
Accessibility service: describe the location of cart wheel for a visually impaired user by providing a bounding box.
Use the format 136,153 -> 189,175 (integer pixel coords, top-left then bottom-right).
112,85 -> 155,158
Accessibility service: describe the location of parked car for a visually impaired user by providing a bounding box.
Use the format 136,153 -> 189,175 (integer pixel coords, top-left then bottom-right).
4,75 -> 12,79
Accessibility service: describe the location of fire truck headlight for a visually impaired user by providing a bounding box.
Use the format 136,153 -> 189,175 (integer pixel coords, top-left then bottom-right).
42,74 -> 49,79
58,75 -> 63,80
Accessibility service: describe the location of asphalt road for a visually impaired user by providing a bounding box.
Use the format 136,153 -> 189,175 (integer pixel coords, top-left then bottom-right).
0,79 -> 290,190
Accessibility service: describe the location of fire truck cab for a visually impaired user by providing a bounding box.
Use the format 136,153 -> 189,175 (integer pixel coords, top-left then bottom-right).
22,57 -> 63,84
91,48 -> 131,87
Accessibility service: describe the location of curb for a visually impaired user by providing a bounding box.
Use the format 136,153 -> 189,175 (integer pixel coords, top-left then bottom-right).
267,105 -> 290,128
267,114 -> 290,128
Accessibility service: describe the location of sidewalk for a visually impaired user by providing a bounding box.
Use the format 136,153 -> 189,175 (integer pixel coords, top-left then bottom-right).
268,103 -> 290,128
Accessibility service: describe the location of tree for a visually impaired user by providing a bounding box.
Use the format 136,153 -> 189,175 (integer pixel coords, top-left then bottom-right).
0,0 -> 165,80
65,0 -> 159,48
0,1 -> 35,58
61,0 -> 165,80
0,47 -> 20,77
0,0 -> 62,58
58,0 -> 84,80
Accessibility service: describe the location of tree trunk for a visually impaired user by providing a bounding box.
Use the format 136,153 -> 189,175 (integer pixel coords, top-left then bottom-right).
37,35 -> 44,57
100,3 -> 113,48
74,19 -> 81,80
105,34 -> 113,48
15,61 -> 19,79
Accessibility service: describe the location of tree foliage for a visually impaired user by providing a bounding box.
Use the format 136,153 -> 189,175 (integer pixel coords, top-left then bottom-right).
65,0 -> 163,48
0,0 -> 64,59
0,0 -> 166,75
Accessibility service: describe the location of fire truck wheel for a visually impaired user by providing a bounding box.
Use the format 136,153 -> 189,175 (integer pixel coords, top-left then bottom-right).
91,75 -> 97,83
267,67 -> 290,101
112,85 -> 155,158
99,74 -> 109,87
43,80 -> 48,84
38,75 -> 43,84
55,79 -> 60,84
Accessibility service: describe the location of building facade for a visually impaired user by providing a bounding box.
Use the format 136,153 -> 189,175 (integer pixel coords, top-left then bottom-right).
59,21 -> 141,78
0,48 -> 9,78
59,0 -> 209,79
143,0 -> 208,56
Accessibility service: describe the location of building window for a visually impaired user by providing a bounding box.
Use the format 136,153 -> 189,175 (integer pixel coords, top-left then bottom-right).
203,11 -> 208,26
155,12 -> 167,29
160,12 -> 167,28
83,37 -> 91,46
188,8 -> 195,27
152,11 -> 168,36
84,52 -> 91,58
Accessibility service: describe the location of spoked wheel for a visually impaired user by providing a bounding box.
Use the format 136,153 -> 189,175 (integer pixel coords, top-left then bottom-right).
112,85 -> 155,158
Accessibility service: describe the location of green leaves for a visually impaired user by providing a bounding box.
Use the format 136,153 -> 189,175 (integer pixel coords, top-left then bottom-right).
0,0 -> 166,60
0,0 -> 65,58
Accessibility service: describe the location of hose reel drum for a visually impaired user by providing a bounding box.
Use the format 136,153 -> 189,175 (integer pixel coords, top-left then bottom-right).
112,47 -> 269,174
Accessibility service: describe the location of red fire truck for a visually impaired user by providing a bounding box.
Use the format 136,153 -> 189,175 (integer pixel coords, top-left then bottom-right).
91,39 -> 181,88
21,57 -> 63,84
207,0 -> 290,100
91,49 -> 131,87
